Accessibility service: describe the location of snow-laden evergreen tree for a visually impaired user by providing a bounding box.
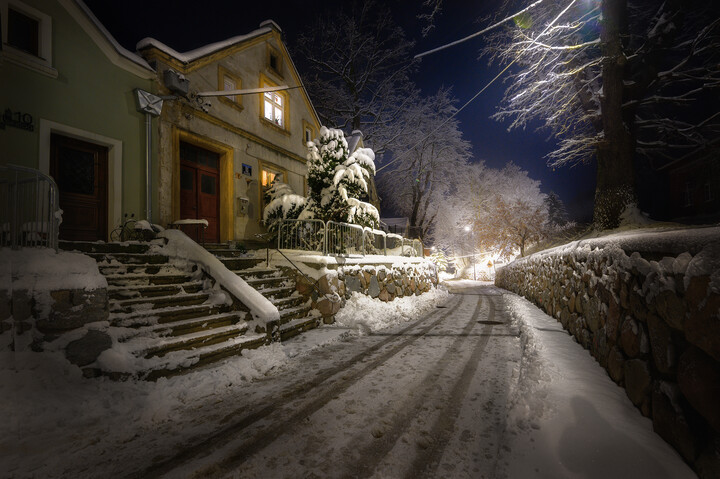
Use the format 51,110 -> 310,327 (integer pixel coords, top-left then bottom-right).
304,127 -> 379,228
545,192 -> 569,228
264,127 -> 379,234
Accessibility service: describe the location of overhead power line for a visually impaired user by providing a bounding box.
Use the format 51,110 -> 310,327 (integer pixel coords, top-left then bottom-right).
414,0 -> 548,59
377,0 -> 577,174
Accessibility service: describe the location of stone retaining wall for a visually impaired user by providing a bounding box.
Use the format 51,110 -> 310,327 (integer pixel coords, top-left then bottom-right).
495,243 -> 720,477
1,286 -> 108,352
286,262 -> 438,318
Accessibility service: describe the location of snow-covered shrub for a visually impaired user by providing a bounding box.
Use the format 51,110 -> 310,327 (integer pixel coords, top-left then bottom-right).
262,182 -> 306,235
429,250 -> 448,273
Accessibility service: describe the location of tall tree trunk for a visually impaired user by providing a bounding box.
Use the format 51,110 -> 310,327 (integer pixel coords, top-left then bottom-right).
594,0 -> 636,229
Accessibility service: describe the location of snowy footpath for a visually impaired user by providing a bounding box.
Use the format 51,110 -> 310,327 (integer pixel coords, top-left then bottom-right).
2,282 -> 695,478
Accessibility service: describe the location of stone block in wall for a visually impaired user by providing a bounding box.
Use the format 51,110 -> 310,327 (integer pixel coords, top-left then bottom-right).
606,296 -> 621,343
386,282 -> 396,295
621,318 -> 648,359
0,289 -> 10,322
652,382 -> 698,462
368,276 -> 380,298
678,346 -> 720,433
624,359 -> 651,411
647,314 -> 676,374
36,289 -> 108,332
608,346 -> 625,384
684,294 -> 720,362
316,298 -> 342,317
65,330 -> 112,367
11,290 -> 32,321
685,276 -> 710,310
655,290 -> 686,331
345,276 -> 362,296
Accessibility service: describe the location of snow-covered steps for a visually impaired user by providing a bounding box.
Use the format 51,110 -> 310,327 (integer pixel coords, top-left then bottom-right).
209,249 -> 325,344
107,280 -> 204,300
59,240 -> 266,380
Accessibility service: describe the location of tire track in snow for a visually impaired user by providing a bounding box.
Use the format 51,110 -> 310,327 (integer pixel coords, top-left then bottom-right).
136,293 -> 468,479
332,294 -> 489,478
404,294 -> 504,478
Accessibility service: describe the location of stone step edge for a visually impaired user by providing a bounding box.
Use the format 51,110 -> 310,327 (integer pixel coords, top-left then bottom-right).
110,292 -> 210,310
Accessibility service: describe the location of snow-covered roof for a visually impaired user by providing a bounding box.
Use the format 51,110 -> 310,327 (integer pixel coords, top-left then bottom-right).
380,218 -> 409,229
347,130 -> 364,153
70,0 -> 155,76
136,21 -> 277,64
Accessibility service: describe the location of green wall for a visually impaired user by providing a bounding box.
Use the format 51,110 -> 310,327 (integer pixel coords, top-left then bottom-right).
0,0 -> 159,225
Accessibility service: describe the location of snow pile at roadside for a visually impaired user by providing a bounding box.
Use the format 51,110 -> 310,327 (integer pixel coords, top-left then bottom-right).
500,292 -> 696,478
334,286 -> 449,333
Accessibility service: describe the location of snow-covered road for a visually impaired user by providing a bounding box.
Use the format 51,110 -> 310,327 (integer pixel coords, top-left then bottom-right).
3,282 -> 695,478
143,284 -> 519,478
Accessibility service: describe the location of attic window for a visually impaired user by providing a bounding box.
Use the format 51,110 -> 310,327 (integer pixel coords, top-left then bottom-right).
267,46 -> 282,77
1,0 -> 54,76
218,66 -> 243,111
8,7 -> 38,56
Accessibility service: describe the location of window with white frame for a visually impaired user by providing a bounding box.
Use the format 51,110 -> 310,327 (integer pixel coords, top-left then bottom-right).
263,90 -> 284,128
1,0 -> 54,75
218,66 -> 242,110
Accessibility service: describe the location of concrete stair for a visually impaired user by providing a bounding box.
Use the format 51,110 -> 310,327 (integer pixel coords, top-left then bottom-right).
60,240 -> 265,380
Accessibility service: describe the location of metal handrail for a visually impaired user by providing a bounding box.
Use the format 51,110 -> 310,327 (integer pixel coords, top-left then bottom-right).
0,165 -> 60,250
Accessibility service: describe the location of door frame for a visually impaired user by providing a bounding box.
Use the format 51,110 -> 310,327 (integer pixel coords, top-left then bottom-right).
172,128 -> 233,242
39,120 -> 122,239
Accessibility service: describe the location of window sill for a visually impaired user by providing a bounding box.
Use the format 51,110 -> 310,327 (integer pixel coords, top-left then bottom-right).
260,117 -> 291,136
2,48 -> 57,78
219,97 -> 244,113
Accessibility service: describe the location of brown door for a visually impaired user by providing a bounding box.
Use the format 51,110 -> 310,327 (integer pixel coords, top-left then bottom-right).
179,142 -> 220,243
50,134 -> 108,241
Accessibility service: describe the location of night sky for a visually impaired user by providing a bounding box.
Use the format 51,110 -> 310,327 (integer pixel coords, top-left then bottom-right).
84,0 -> 597,221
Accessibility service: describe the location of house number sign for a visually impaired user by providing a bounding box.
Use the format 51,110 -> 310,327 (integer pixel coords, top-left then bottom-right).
1,109 -> 35,131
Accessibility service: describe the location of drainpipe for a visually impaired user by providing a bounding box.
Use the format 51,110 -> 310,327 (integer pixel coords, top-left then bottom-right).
145,112 -> 153,222
134,89 -> 165,223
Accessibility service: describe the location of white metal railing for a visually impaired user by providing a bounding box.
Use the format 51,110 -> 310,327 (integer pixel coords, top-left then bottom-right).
277,218 -> 325,253
0,165 -> 61,250
326,221 -> 365,256
275,219 -> 423,257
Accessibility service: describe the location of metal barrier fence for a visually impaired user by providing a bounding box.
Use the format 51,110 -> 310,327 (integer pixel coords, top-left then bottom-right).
0,165 -> 60,250
326,221 -> 365,255
277,219 -> 423,257
276,218 -> 325,252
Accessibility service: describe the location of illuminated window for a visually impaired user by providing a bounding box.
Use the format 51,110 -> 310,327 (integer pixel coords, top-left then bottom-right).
263,90 -> 284,127
260,163 -> 286,214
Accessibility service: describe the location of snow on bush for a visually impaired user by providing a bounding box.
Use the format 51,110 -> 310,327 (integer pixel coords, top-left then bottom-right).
264,127 -> 378,232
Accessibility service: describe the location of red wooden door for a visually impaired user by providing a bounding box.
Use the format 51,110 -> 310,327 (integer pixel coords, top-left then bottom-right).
179,142 -> 220,243
50,134 -> 108,241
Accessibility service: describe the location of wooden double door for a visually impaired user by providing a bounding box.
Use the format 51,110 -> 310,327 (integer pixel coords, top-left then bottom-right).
50,134 -> 108,242
179,142 -> 220,243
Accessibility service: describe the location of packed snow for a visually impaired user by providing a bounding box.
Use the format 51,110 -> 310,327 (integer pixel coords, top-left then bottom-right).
1,276 -> 695,477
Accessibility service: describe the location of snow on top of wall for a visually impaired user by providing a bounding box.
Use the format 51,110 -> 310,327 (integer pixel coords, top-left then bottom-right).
136,23 -> 273,64
154,230 -> 279,324
1,247 -> 107,318
2,247 -> 107,292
